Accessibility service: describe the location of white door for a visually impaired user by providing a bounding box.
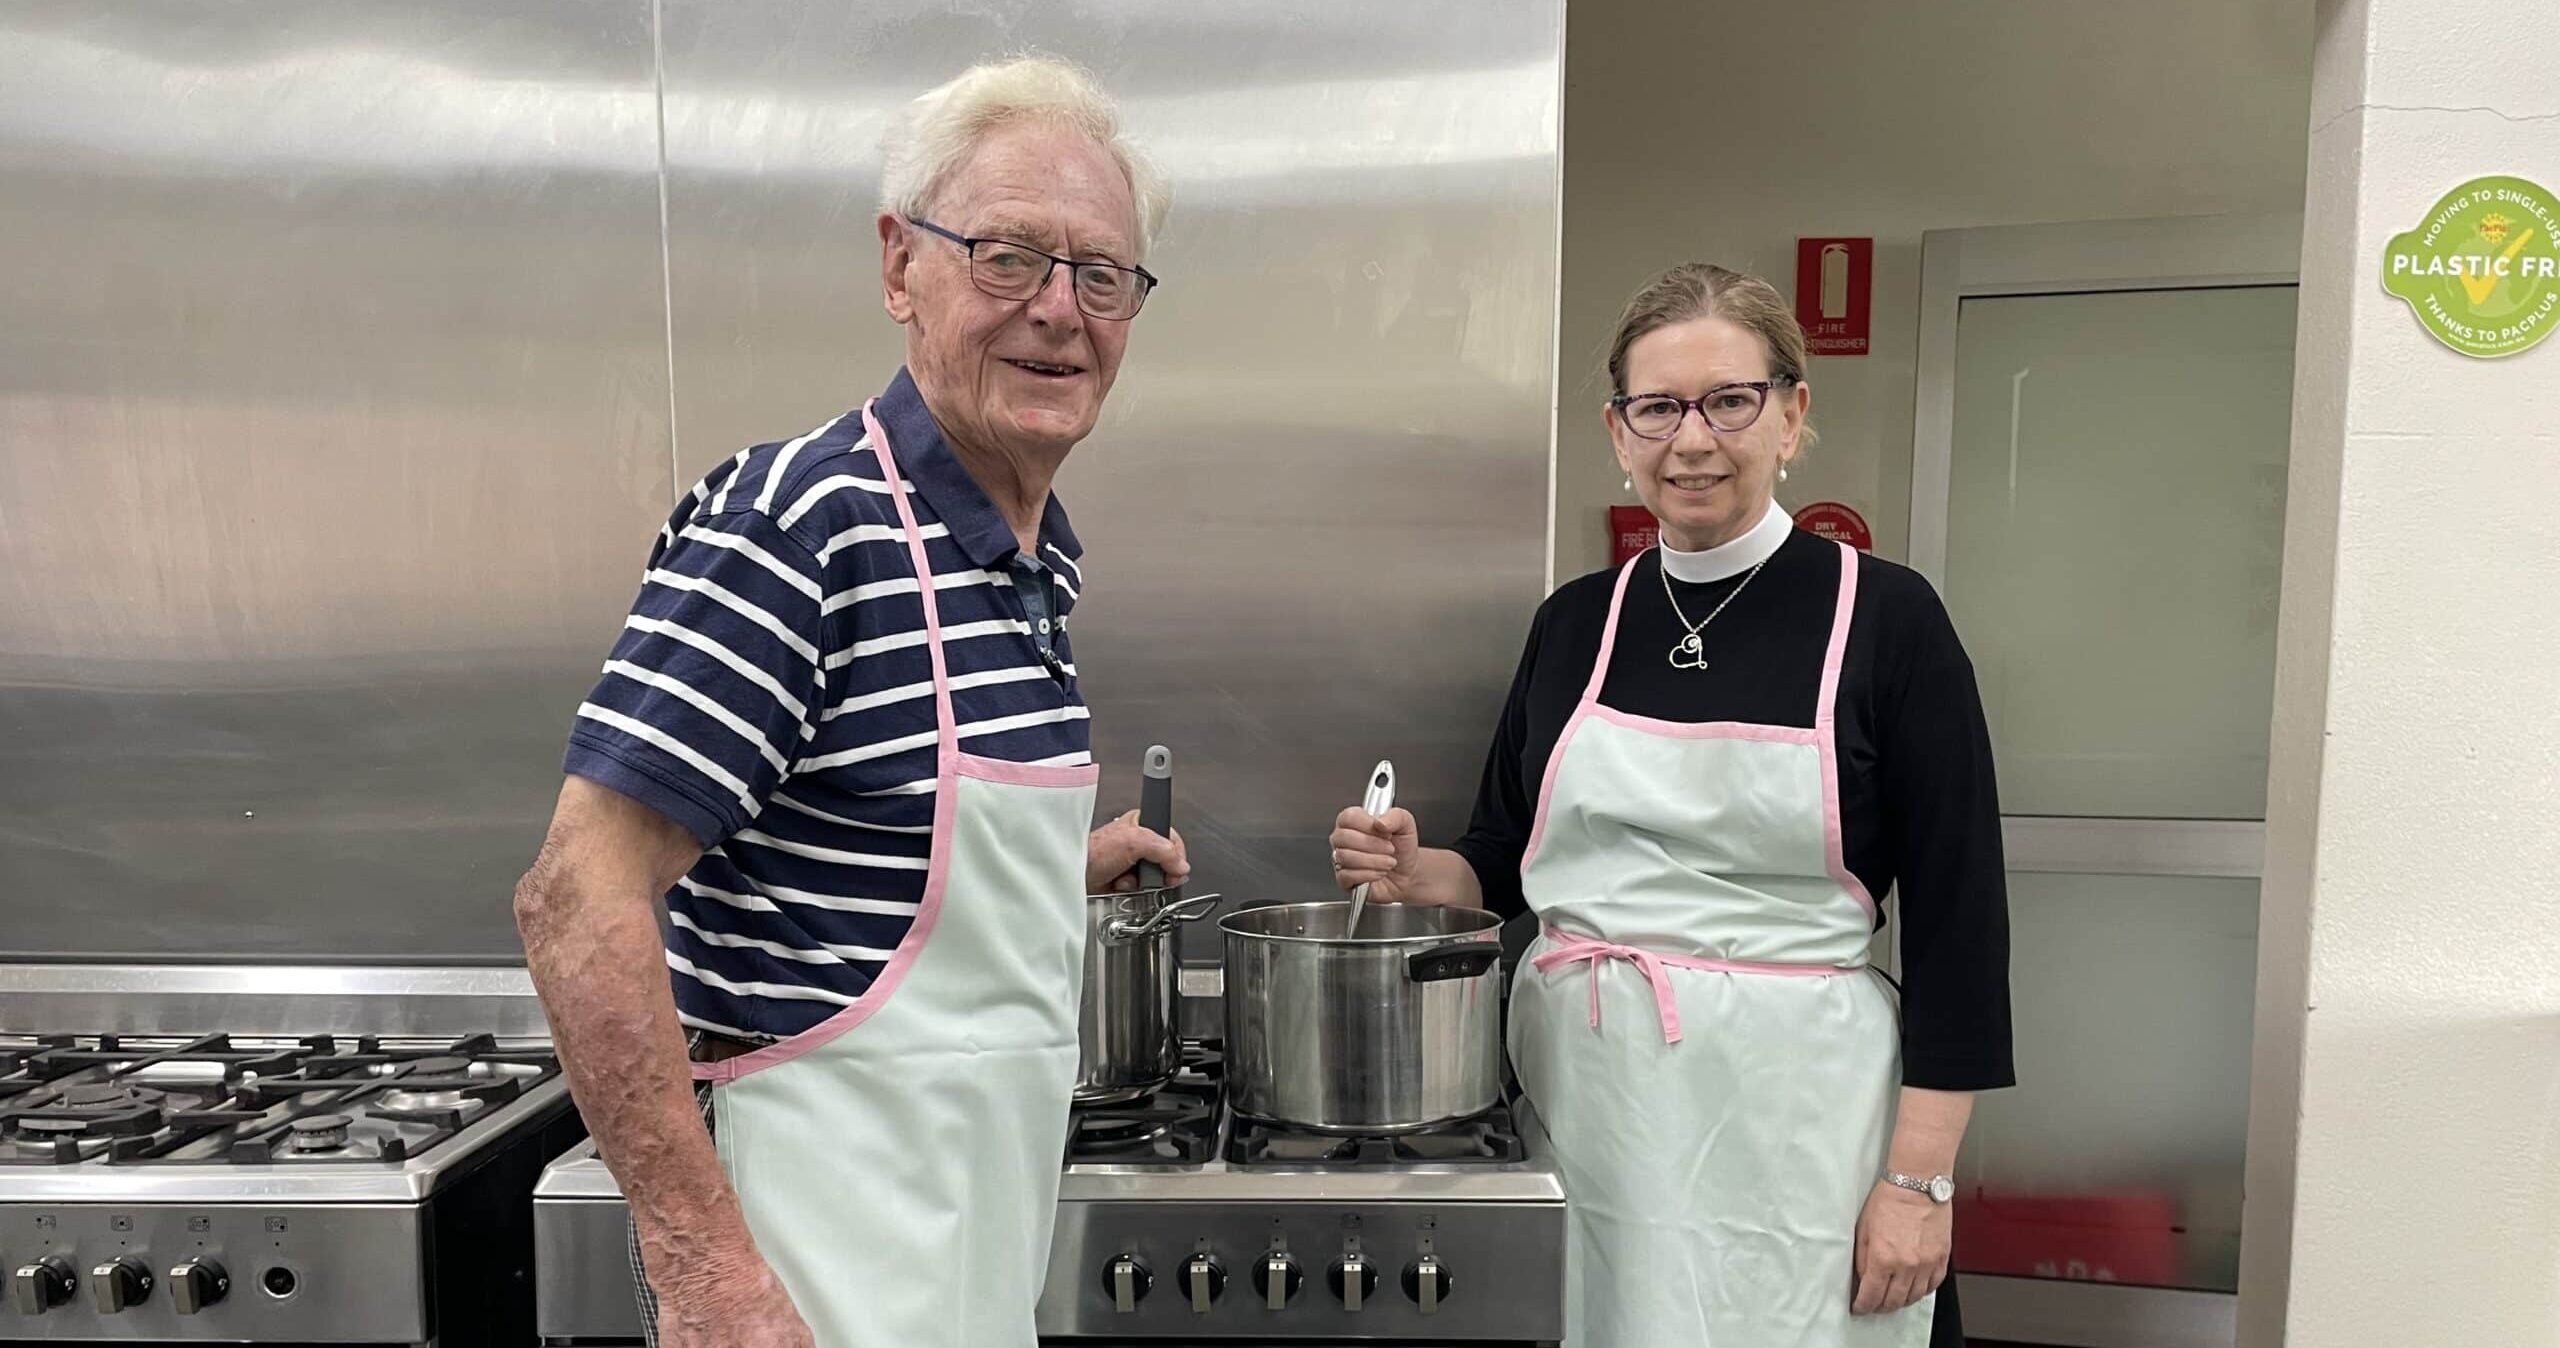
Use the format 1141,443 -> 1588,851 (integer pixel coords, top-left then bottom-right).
1907,214 -> 2302,1348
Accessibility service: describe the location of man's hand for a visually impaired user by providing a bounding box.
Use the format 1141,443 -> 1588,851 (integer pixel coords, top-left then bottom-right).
1087,810 -> 1188,893
515,779 -> 808,1344
649,1245 -> 816,1348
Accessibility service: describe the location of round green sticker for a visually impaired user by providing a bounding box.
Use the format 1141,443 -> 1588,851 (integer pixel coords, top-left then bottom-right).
2382,175 -> 2560,358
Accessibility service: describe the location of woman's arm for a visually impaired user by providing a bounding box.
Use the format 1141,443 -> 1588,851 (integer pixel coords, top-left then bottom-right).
1854,1087 -> 1975,1314
1856,573 -> 2015,1314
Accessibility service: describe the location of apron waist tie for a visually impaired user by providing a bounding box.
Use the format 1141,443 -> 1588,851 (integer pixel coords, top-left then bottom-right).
1530,926 -> 1863,1044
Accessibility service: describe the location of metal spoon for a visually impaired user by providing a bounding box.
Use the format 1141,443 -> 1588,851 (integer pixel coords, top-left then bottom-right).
1344,759 -> 1396,939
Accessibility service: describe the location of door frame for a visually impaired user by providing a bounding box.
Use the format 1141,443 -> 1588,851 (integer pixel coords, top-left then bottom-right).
1904,212 -> 2302,1348
1909,211 -> 2304,585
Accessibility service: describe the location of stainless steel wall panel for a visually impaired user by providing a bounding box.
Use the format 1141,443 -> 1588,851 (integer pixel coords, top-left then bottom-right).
0,0 -> 1562,965
0,1 -> 673,959
658,1 -> 1564,956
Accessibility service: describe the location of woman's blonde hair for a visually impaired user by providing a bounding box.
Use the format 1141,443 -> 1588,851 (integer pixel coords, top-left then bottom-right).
1604,263 -> 1815,450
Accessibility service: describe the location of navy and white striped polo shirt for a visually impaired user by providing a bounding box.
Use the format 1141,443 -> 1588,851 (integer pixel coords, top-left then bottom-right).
563,368 -> 1090,1042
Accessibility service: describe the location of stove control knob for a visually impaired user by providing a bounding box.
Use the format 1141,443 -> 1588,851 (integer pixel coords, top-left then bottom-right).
91,1257 -> 154,1314
1101,1253 -> 1152,1313
1181,1252 -> 1226,1312
170,1258 -> 231,1315
1326,1255 -> 1380,1312
1254,1252 -> 1303,1310
1402,1255 -> 1454,1313
11,1257 -> 74,1316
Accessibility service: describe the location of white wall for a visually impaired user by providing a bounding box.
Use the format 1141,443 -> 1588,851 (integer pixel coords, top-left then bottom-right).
1556,0 -> 2314,578
2241,0 -> 2560,1343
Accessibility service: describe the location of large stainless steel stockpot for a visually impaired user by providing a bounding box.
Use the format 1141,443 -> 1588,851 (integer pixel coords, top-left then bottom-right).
1219,901 -> 1504,1133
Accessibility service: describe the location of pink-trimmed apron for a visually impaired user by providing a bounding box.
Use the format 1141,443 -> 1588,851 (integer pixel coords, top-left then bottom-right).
1509,541 -> 1930,1347
689,401 -> 1099,1348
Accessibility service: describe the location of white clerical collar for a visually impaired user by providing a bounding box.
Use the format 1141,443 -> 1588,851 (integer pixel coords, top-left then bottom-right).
1660,500 -> 1793,583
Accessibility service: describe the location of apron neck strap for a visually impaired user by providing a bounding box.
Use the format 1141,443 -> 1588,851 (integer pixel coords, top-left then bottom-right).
1580,555 -> 1643,706
860,399 -> 957,754
1814,540 -> 1857,731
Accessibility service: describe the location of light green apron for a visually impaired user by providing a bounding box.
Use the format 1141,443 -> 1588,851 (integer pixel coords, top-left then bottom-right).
1511,540 -> 1931,1348
691,400 -> 1097,1348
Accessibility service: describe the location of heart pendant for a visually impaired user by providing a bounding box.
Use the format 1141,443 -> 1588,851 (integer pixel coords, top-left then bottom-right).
1668,632 -> 1709,671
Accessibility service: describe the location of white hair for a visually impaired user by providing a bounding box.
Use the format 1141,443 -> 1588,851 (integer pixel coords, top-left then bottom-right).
879,55 -> 1170,260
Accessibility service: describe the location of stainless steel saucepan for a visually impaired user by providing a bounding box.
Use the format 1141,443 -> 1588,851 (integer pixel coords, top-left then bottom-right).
1219,900 -> 1504,1133
1076,883 -> 1219,1102
1075,744 -> 1220,1103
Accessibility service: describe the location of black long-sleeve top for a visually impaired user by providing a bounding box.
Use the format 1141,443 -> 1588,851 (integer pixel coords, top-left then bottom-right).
1451,528 -> 2015,1091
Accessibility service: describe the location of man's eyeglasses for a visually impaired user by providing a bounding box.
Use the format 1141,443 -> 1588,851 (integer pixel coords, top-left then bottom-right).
905,217 -> 1159,321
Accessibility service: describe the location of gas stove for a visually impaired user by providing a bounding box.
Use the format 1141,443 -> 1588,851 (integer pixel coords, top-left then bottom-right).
0,1032 -> 557,1170
1040,1039 -> 1565,1344
0,965 -> 581,1345
534,1036 -> 1566,1346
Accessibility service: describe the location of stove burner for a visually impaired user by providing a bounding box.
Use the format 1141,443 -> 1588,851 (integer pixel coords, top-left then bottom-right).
287,1114 -> 353,1152
1065,1080 -> 1218,1166
7,1084 -> 171,1139
373,1071 -> 523,1115
1226,1100 -> 1529,1170
1071,1082 -> 1161,1108
377,1088 -> 470,1113
1071,1114 -> 1169,1149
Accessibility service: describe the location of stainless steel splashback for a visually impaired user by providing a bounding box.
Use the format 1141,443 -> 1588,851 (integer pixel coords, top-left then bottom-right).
0,1 -> 676,960
658,0 -> 1562,960
0,1 -> 1562,962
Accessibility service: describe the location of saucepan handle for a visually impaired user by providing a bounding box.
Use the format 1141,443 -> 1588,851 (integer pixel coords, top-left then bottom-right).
1102,892 -> 1224,941
1159,892 -> 1223,924
1406,940 -> 1501,983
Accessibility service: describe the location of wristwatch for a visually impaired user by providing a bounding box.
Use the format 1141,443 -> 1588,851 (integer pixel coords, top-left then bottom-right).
1883,1171 -> 1956,1204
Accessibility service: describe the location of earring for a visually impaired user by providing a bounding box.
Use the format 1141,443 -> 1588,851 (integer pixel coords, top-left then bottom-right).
1623,475 -> 1633,492
1778,465 -> 1790,483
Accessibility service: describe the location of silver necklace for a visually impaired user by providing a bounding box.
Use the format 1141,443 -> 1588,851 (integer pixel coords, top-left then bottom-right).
1659,550 -> 1767,671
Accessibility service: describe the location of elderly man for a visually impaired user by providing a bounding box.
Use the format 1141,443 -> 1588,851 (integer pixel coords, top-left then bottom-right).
513,57 -> 1179,1348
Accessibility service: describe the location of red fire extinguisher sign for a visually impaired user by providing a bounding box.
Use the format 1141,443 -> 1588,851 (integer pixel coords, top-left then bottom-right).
1795,238 -> 1873,356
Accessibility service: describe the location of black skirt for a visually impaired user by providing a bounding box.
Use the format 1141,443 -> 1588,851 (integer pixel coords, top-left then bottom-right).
1932,1270 -> 1966,1347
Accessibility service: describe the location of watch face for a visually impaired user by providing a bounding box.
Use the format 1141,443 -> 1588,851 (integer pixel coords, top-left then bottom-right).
1928,1176 -> 1956,1204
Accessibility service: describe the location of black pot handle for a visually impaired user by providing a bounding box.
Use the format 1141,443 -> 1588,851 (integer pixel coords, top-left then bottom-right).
1406,940 -> 1501,983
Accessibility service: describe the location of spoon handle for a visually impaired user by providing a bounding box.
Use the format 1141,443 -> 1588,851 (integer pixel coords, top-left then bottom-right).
1345,760 -> 1397,937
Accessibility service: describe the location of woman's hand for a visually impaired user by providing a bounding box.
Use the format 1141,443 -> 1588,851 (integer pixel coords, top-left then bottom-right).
1329,807 -> 1423,903
1851,1180 -> 1951,1315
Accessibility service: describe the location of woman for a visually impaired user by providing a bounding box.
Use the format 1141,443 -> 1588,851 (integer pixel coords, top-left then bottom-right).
1332,263 -> 2013,1347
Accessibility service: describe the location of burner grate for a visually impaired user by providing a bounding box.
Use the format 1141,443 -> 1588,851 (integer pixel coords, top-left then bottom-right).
1066,1079 -> 1217,1165
0,1032 -> 561,1167
1225,1099 -> 1528,1170
1064,1042 -> 1222,1166
10,1083 -> 173,1138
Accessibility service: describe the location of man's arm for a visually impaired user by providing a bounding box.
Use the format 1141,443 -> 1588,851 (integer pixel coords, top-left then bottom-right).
513,776 -> 809,1347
